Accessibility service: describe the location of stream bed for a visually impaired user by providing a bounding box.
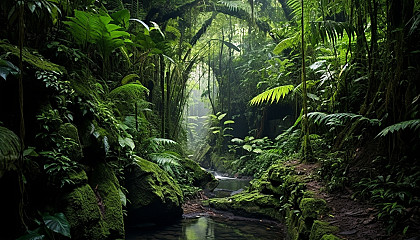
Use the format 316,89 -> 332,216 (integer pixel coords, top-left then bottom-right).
126,215 -> 285,240
126,171 -> 286,240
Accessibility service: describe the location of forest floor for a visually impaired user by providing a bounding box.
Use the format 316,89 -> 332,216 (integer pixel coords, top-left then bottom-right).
289,160 -> 391,240
182,160 -> 420,240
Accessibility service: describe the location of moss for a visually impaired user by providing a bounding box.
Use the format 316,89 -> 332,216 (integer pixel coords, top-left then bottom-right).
320,234 -> 342,240
0,41 -> 65,73
63,184 -> 107,239
267,164 -> 293,185
179,158 -> 218,190
59,123 -> 83,161
126,158 -> 183,224
309,220 -> 339,240
108,84 -> 147,115
68,169 -> 88,187
90,163 -> 125,239
299,198 -> 328,221
209,191 -> 282,221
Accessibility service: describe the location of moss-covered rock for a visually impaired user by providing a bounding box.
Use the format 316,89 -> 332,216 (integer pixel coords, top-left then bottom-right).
125,158 -> 183,224
63,184 -> 107,240
309,220 -> 339,240
208,191 -> 282,221
108,83 -> 148,116
300,198 -> 328,221
0,41 -> 65,73
320,234 -> 342,240
90,163 -> 125,239
179,158 -> 218,190
68,169 -> 88,187
59,123 -> 83,162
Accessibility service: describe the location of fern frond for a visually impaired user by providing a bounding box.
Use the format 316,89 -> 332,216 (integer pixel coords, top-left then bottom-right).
0,127 -> 21,177
308,112 -> 380,127
273,33 -> 299,55
250,85 -> 294,106
151,138 -> 178,146
219,0 -> 251,14
376,119 -> 420,138
148,151 -> 181,176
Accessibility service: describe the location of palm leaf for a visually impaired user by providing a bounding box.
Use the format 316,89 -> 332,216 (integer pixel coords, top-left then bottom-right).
376,119 -> 420,138
250,85 -> 294,105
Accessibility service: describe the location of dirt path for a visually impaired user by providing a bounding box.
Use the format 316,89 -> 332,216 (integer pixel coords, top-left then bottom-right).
291,160 -> 393,240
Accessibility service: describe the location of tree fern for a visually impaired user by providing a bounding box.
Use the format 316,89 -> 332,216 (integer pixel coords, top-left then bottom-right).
376,119 -> 420,138
250,85 -> 294,105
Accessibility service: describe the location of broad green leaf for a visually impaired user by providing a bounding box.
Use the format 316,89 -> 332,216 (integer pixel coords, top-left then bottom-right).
218,113 -> 227,120
253,148 -> 263,153
119,188 -> 127,207
43,213 -> 71,237
231,138 -> 243,144
243,144 -> 252,152
124,137 -> 135,150
224,120 -> 235,124
118,135 -> 125,148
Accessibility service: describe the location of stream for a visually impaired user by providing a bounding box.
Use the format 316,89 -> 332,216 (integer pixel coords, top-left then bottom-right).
126,171 -> 286,240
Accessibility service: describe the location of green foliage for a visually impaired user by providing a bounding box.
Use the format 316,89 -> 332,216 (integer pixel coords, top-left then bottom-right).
0,126 -> 21,177
0,41 -> 65,73
17,212 -> 71,240
64,10 -> 131,61
40,150 -> 80,188
308,112 -> 380,127
0,58 -> 19,80
376,119 -> 420,138
250,85 -> 294,105
355,171 -> 420,233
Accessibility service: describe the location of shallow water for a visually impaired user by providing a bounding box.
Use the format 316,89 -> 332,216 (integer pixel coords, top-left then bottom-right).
126,216 -> 285,240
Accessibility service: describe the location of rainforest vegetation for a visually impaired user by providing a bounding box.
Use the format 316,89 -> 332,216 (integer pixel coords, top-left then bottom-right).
0,0 -> 419,239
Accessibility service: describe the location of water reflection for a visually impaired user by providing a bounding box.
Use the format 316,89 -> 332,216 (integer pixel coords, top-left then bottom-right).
127,216 -> 285,240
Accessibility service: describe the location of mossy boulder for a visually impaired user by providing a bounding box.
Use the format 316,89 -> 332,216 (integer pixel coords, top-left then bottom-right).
108,83 -> 148,116
90,163 -> 125,239
125,158 -> 183,224
68,169 -> 88,187
309,220 -> 339,240
59,123 -> 83,161
179,158 -> 218,191
208,191 -> 282,221
300,198 -> 328,221
63,184 -> 108,240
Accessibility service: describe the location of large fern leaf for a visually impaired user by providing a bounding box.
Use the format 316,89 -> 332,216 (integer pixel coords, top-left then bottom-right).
0,126 -> 21,177
308,112 -> 380,126
219,0 -> 251,14
273,33 -> 299,55
376,119 -> 420,138
250,85 -> 294,105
